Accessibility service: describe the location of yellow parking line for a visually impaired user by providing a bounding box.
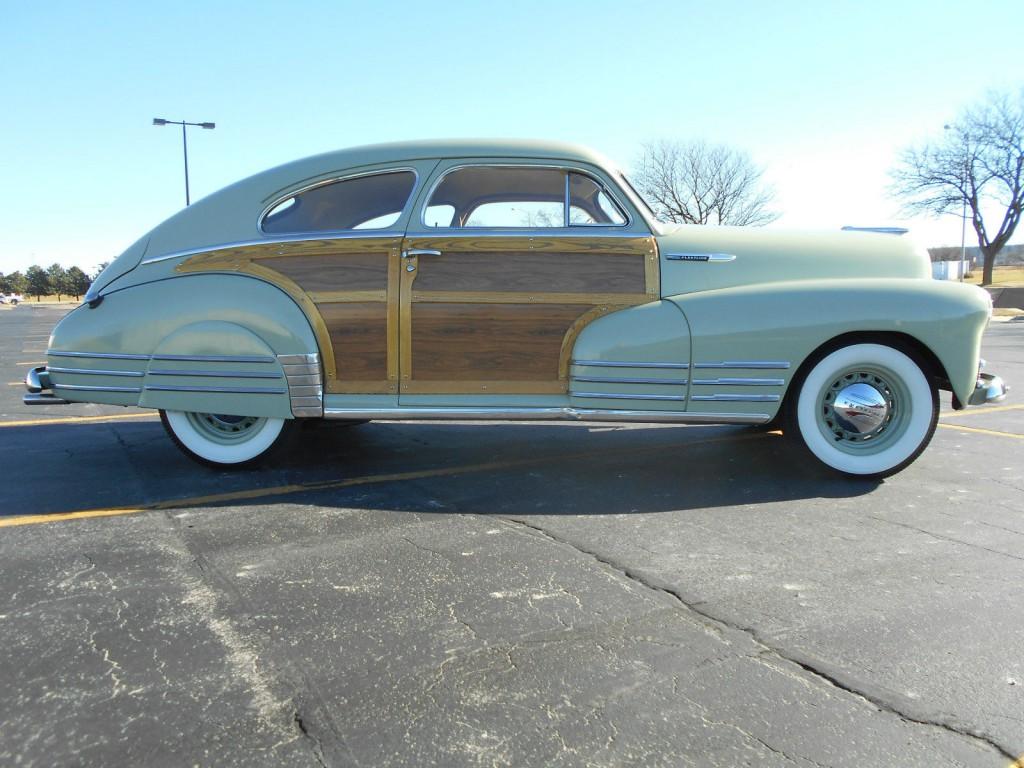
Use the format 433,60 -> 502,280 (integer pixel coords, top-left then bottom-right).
940,404 -> 1024,418
937,423 -> 1024,440
0,430 -> 771,528
0,412 -> 158,428
15,361 -> 45,366
0,507 -> 145,527
7,382 -> 23,386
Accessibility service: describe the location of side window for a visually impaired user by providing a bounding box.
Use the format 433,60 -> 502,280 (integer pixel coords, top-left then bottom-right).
568,172 -> 627,225
262,170 -> 416,233
426,167 -> 565,228
424,166 -> 628,228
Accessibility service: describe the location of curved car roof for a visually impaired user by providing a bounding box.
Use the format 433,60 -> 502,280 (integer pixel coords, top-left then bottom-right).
141,139 -> 622,258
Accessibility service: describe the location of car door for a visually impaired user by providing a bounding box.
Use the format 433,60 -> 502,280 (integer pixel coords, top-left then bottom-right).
398,162 -> 660,399
240,163 -> 436,397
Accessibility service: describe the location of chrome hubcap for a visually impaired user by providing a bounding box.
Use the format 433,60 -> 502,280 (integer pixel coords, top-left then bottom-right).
822,373 -> 896,443
187,412 -> 263,444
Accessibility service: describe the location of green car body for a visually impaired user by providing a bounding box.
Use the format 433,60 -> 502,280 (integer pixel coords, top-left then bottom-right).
26,139 -> 1004,474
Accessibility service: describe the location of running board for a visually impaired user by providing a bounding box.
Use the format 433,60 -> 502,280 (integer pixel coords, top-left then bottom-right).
323,407 -> 770,425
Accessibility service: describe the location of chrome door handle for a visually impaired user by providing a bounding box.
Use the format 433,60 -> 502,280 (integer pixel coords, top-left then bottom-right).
402,249 -> 442,259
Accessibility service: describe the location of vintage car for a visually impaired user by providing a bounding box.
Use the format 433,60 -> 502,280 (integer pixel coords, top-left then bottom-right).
25,140 -> 1006,476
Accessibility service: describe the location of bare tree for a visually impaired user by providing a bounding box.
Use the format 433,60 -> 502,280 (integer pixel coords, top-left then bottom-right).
634,140 -> 779,226
891,89 -> 1023,286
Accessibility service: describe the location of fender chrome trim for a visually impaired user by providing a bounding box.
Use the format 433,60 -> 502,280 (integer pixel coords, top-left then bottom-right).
693,361 -> 791,370
572,359 -> 690,369
143,385 -> 287,395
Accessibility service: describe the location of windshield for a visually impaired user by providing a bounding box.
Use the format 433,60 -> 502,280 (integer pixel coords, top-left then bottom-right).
618,173 -> 663,232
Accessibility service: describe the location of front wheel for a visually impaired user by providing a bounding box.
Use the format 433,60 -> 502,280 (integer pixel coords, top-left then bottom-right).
160,410 -> 292,469
787,343 -> 938,478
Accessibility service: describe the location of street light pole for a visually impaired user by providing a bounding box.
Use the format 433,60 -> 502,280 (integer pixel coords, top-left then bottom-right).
959,195 -> 967,283
943,123 -> 968,283
153,118 -> 216,206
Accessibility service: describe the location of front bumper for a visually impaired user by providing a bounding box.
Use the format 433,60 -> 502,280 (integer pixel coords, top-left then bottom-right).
23,365 -> 70,406
968,372 -> 1008,406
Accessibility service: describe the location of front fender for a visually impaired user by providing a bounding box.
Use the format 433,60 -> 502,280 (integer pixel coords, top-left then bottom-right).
668,278 -> 991,408
46,274 -> 320,417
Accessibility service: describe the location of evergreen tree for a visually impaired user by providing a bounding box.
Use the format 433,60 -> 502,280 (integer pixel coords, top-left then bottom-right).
25,265 -> 50,301
66,266 -> 91,300
46,263 -> 68,301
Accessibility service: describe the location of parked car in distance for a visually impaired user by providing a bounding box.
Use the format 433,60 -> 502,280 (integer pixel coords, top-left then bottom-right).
0,293 -> 23,305
25,139 -> 1007,476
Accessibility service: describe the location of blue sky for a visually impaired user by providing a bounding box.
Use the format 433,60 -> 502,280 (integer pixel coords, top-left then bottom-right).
2,0 -> 1021,274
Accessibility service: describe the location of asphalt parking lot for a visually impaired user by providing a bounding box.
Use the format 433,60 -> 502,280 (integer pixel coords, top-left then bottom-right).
1,303 -> 1022,767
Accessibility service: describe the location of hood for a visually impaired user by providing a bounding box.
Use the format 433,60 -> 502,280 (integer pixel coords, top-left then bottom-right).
656,224 -> 931,296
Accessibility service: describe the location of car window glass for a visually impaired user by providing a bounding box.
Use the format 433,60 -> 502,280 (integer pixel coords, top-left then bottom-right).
426,166 -> 566,228
423,204 -> 456,228
262,171 -> 415,233
568,173 -> 627,225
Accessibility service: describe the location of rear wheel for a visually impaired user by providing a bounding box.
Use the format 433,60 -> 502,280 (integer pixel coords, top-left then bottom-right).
160,410 -> 292,468
787,343 -> 938,477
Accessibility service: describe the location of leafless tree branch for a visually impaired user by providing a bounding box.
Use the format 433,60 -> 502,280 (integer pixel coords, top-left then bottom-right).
890,88 -> 1024,285
634,139 -> 779,227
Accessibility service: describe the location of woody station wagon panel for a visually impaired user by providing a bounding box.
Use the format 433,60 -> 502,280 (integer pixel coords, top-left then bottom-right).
25,140 -> 1006,476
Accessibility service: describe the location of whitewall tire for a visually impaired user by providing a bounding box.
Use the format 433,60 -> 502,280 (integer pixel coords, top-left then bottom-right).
161,410 -> 290,468
790,343 -> 938,477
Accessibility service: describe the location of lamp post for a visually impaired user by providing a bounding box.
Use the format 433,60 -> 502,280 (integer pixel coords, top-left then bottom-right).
153,118 -> 216,206
943,124 -> 968,282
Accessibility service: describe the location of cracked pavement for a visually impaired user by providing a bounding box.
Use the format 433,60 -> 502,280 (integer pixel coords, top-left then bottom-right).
1,306 -> 1022,767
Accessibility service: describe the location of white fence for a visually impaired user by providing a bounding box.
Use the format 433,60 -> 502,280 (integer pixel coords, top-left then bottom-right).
932,260 -> 970,280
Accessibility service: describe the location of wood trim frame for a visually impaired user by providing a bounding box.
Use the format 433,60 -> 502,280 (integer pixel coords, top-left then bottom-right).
177,237 -> 402,394
398,234 -> 660,394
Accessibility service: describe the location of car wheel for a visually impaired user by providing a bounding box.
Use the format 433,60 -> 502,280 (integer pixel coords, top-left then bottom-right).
788,343 -> 938,477
160,410 -> 292,468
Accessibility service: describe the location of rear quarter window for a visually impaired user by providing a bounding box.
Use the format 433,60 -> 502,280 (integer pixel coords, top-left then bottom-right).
262,170 -> 416,234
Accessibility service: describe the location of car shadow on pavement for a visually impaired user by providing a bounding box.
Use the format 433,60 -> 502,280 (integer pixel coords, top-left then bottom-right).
2,419 -> 880,519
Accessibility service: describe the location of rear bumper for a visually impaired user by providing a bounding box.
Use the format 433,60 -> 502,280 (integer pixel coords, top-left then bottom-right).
23,366 -> 70,406
968,372 -> 1008,406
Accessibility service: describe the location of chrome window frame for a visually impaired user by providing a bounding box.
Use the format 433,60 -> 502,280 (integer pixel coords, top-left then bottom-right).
257,167 -> 420,236
417,163 -> 634,231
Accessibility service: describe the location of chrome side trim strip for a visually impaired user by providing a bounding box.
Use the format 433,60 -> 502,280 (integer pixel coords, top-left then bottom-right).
48,351 -> 281,364
54,384 -> 142,393
144,385 -> 287,395
665,252 -> 737,263
48,351 -> 151,361
693,361 -> 791,370
691,377 -> 785,386
691,394 -> 780,402
141,231 -> 409,266
279,353 -> 323,417
323,407 -> 770,425
571,391 -> 687,401
47,367 -> 145,378
148,369 -> 283,379
572,359 -> 690,370
151,353 -> 276,363
572,375 -> 688,386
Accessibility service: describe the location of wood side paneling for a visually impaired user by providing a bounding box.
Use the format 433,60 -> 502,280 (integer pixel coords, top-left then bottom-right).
410,303 -> 596,381
412,251 -> 646,294
261,253 -> 388,292
319,302 -> 389,381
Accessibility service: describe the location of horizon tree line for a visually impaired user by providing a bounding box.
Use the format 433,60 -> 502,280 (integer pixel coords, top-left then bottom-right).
0,263 -> 107,301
